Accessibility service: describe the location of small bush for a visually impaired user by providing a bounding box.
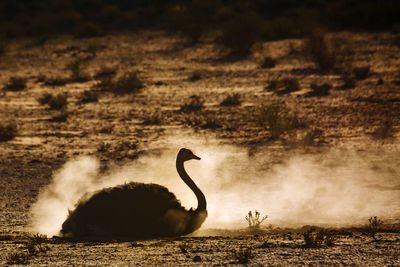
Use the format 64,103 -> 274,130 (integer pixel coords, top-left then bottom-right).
0,122 -> 17,141
305,29 -> 335,71
261,56 -> 277,68
49,111 -> 68,122
142,113 -> 162,125
4,76 -> 27,91
6,250 -> 30,265
233,248 -> 253,264
303,229 -> 335,248
110,71 -> 144,94
366,216 -> 383,240
38,93 -> 68,110
306,82 -> 332,97
245,210 -> 268,229
78,90 -> 99,103
252,104 -> 300,139
180,95 -> 204,113
220,93 -> 241,106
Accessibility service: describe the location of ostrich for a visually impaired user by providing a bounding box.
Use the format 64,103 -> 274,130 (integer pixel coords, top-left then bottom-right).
61,148 -> 207,239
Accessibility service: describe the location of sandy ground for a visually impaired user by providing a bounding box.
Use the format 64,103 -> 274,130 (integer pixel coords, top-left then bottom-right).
0,30 -> 400,265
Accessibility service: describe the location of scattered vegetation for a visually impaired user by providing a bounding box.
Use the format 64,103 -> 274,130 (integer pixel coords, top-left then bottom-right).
306,82 -> 332,97
49,111 -> 68,122
261,56 -> 277,68
252,103 -> 302,139
38,93 -> 68,110
220,93 -> 241,106
233,248 -> 253,264
366,216 -> 384,240
6,233 -> 50,265
6,250 -> 30,265
3,76 -> 27,91
180,95 -> 204,113
0,122 -> 17,142
245,210 -> 268,229
303,229 -> 335,248
302,128 -> 324,146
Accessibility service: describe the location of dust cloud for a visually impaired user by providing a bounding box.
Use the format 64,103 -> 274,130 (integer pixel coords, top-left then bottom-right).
30,131 -> 400,236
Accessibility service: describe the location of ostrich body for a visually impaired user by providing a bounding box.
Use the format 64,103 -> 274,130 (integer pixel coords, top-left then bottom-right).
61,148 -> 207,239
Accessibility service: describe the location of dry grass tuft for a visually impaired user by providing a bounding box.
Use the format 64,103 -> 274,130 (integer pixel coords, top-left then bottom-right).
266,77 -> 300,95
38,93 -> 68,110
180,95 -> 204,113
0,122 -> 17,142
233,248 -> 253,264
306,82 -> 332,97
303,229 -> 335,248
252,103 -> 302,139
4,76 -> 27,91
220,93 -> 241,106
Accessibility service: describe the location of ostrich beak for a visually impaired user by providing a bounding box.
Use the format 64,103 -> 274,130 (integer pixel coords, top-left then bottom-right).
192,154 -> 201,160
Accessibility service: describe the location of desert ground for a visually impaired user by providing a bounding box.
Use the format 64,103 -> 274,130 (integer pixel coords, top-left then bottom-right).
0,30 -> 399,265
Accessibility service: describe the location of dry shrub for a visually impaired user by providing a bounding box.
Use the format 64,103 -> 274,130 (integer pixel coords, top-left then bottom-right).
180,95 -> 204,113
0,122 -> 17,142
78,90 -> 99,103
306,82 -> 332,97
252,103 -> 301,139
6,251 -> 30,265
4,76 -> 27,91
142,113 -> 162,125
220,93 -> 241,106
303,229 -> 335,248
233,248 -> 253,264
366,216 -> 384,240
188,70 -> 203,82
245,210 -> 268,229
109,71 -> 144,94
38,93 -> 68,110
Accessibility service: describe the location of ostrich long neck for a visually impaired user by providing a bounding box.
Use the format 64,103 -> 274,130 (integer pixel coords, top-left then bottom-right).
176,158 -> 206,211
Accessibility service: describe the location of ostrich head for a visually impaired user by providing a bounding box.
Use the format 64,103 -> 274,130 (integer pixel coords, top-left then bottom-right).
178,148 -> 201,162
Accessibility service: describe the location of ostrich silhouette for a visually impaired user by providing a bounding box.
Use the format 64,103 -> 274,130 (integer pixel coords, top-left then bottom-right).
61,148 -> 207,239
